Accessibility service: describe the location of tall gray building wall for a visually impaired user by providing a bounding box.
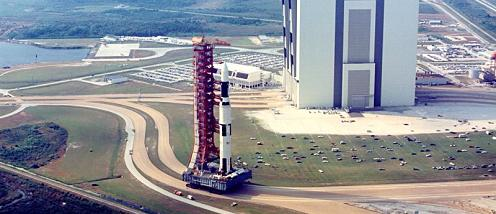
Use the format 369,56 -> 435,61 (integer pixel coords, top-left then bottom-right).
282,0 -> 418,109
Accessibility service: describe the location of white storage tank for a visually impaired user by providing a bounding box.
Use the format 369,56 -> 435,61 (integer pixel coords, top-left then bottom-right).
468,69 -> 480,79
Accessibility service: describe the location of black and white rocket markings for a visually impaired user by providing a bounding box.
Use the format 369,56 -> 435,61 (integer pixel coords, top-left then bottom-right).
219,63 -> 232,175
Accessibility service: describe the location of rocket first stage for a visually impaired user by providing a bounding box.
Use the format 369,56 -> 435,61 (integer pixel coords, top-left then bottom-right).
219,63 -> 232,175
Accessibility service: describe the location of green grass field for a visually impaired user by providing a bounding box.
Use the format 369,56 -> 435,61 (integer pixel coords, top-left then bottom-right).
0,104 -> 297,213
13,81 -> 175,96
30,107 -> 126,184
92,145 -> 207,214
148,102 -> 496,187
0,105 -> 18,116
93,128 -> 299,214
0,104 -> 281,213
0,106 -> 125,184
419,2 -> 440,14
142,64 -> 172,71
0,62 -> 131,89
0,47 -> 236,89
0,105 -> 214,213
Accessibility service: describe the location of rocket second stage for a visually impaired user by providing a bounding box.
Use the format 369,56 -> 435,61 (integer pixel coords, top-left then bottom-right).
219,63 -> 232,175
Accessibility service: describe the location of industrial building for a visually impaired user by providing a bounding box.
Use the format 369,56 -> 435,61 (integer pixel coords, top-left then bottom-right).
282,0 -> 419,109
213,63 -> 272,89
104,75 -> 129,84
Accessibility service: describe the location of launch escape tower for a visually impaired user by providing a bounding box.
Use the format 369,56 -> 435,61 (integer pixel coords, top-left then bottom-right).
182,37 -> 252,193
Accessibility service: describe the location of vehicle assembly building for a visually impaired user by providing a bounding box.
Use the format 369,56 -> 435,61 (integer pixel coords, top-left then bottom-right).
182,37 -> 251,192
282,0 -> 419,109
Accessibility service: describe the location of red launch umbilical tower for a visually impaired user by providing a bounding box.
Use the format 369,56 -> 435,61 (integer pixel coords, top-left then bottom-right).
183,37 -> 252,192
190,37 -> 219,171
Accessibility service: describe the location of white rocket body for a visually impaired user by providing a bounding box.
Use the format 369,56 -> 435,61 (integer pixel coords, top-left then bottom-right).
219,63 -> 232,175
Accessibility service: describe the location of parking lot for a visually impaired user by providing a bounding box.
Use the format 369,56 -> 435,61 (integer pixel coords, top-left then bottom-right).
131,65 -> 193,84
218,52 -> 283,72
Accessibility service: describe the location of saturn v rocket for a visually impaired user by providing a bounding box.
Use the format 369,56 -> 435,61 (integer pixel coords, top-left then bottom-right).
218,63 -> 232,175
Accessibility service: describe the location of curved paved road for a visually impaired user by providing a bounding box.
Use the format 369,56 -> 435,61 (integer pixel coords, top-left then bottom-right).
109,97 -> 496,214
16,102 -> 233,214
4,90 -> 496,214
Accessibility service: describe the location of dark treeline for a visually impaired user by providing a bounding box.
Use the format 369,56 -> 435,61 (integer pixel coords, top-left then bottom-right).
0,122 -> 68,168
3,0 -> 281,39
8,20 -> 211,39
0,171 -> 119,214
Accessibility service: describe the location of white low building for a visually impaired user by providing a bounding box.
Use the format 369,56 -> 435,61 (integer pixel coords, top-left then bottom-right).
213,63 -> 272,89
105,76 -> 129,84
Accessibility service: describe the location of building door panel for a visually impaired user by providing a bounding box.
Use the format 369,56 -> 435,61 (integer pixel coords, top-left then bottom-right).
348,70 -> 370,108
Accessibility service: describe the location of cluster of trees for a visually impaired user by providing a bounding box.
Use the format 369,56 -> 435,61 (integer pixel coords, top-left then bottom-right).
215,0 -> 282,20
51,0 -> 199,8
211,17 -> 263,26
0,122 -> 68,168
0,184 -> 7,199
419,3 -> 440,14
0,172 -> 118,213
8,20 -> 211,39
7,6 -> 218,39
445,0 -> 496,37
4,0 -> 281,39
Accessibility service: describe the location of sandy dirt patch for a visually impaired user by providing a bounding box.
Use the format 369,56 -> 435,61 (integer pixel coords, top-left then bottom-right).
248,37 -> 263,46
246,103 -> 496,135
95,43 -> 140,58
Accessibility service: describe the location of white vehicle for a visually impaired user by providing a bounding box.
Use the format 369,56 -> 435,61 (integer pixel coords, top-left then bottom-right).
187,195 -> 194,200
